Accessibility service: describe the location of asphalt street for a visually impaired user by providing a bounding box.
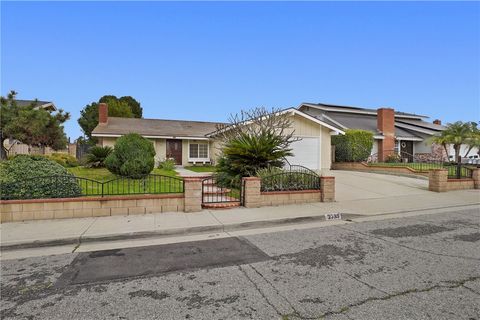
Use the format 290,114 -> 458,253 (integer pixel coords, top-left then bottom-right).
1,207 -> 479,320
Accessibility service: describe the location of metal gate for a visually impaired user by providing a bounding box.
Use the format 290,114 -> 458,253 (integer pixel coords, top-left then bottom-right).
201,177 -> 243,206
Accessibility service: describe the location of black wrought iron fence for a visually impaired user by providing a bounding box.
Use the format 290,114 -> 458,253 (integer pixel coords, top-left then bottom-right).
0,174 -> 184,200
283,158 -> 319,176
366,150 -> 448,172
261,171 -> 320,192
447,165 -> 473,179
201,177 -> 242,204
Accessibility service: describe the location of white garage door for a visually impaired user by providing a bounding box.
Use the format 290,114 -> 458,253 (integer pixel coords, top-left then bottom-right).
285,137 -> 320,170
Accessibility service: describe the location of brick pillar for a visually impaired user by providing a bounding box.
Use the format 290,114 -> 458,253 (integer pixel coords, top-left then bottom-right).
472,169 -> 480,189
377,108 -> 395,161
99,103 -> 108,124
242,177 -> 261,208
183,178 -> 202,212
428,169 -> 448,192
320,176 -> 335,202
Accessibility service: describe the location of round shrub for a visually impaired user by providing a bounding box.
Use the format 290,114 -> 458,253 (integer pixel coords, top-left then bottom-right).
0,155 -> 82,199
105,133 -> 156,178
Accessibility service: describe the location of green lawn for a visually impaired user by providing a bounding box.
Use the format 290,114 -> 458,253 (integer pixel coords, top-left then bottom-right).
184,165 -> 217,173
66,167 -> 182,196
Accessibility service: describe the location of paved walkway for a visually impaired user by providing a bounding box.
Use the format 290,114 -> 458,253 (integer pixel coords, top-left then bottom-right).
174,166 -> 213,177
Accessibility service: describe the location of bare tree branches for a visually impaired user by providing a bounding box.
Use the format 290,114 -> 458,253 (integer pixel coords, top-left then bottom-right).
214,107 -> 300,149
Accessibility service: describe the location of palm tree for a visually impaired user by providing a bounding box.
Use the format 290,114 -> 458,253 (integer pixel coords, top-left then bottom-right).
434,121 -> 477,162
465,124 -> 480,158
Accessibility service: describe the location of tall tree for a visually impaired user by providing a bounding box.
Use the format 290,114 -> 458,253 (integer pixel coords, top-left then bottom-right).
99,95 -> 142,118
78,95 -> 142,141
119,96 -> 142,118
0,91 -> 70,160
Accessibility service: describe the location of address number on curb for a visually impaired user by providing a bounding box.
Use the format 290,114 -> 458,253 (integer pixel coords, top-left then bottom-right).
325,213 -> 342,221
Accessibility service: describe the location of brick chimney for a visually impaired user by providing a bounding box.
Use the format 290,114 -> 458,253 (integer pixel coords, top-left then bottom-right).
377,108 -> 395,161
99,103 -> 108,124
433,119 -> 441,125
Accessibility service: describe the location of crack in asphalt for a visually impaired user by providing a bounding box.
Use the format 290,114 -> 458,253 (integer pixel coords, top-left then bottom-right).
237,265 -> 283,317
325,265 -> 390,295
282,276 -> 480,320
461,284 -> 480,296
248,263 -> 305,319
335,225 -> 480,261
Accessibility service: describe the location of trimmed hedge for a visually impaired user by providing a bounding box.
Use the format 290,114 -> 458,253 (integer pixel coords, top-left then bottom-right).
332,129 -> 374,162
105,133 -> 156,178
0,155 -> 82,199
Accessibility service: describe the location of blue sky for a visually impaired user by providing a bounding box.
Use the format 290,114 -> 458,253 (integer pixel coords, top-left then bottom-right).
2,1 -> 479,139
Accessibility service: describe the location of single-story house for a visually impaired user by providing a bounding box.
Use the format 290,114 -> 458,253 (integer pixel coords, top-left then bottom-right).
92,103 -> 344,171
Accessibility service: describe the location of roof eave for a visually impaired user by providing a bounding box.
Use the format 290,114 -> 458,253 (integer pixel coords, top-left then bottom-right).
92,133 -> 211,140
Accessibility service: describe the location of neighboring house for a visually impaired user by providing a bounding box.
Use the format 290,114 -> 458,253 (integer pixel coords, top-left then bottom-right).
298,102 -> 452,162
92,103 -> 344,170
3,99 -> 62,156
15,99 -> 57,111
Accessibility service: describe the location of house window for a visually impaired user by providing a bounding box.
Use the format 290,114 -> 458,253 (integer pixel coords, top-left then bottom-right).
189,143 -> 208,159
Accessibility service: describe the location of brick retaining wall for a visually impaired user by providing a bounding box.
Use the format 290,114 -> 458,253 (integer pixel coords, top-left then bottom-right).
331,162 -> 428,177
0,194 -> 185,223
260,190 -> 321,207
429,168 -> 479,192
243,176 -> 334,208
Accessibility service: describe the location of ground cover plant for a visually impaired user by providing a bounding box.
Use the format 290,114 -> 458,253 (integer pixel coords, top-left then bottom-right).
158,158 -> 176,171
0,155 -> 82,199
47,153 -> 79,167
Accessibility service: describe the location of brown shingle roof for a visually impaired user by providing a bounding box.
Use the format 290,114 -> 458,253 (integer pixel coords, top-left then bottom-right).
92,117 -> 224,138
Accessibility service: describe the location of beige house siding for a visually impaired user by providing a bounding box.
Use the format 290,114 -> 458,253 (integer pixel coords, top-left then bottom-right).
210,139 -> 224,164
320,126 -> 332,171
291,114 -> 322,136
99,137 -> 117,148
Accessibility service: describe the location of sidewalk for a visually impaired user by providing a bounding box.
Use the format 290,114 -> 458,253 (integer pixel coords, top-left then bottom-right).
1,188 -> 479,251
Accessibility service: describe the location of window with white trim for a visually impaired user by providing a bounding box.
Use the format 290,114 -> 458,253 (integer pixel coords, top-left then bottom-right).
189,143 -> 209,159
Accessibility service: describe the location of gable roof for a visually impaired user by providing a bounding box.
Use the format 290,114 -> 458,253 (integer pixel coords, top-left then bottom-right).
299,102 -> 443,140
92,117 -> 223,139
300,102 -> 428,120
206,108 -> 345,137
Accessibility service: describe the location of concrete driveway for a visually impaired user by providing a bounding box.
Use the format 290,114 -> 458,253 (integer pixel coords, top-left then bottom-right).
331,170 -> 429,202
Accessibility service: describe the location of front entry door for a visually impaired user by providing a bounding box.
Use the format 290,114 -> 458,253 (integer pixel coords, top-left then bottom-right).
400,141 -> 414,162
166,139 -> 182,165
